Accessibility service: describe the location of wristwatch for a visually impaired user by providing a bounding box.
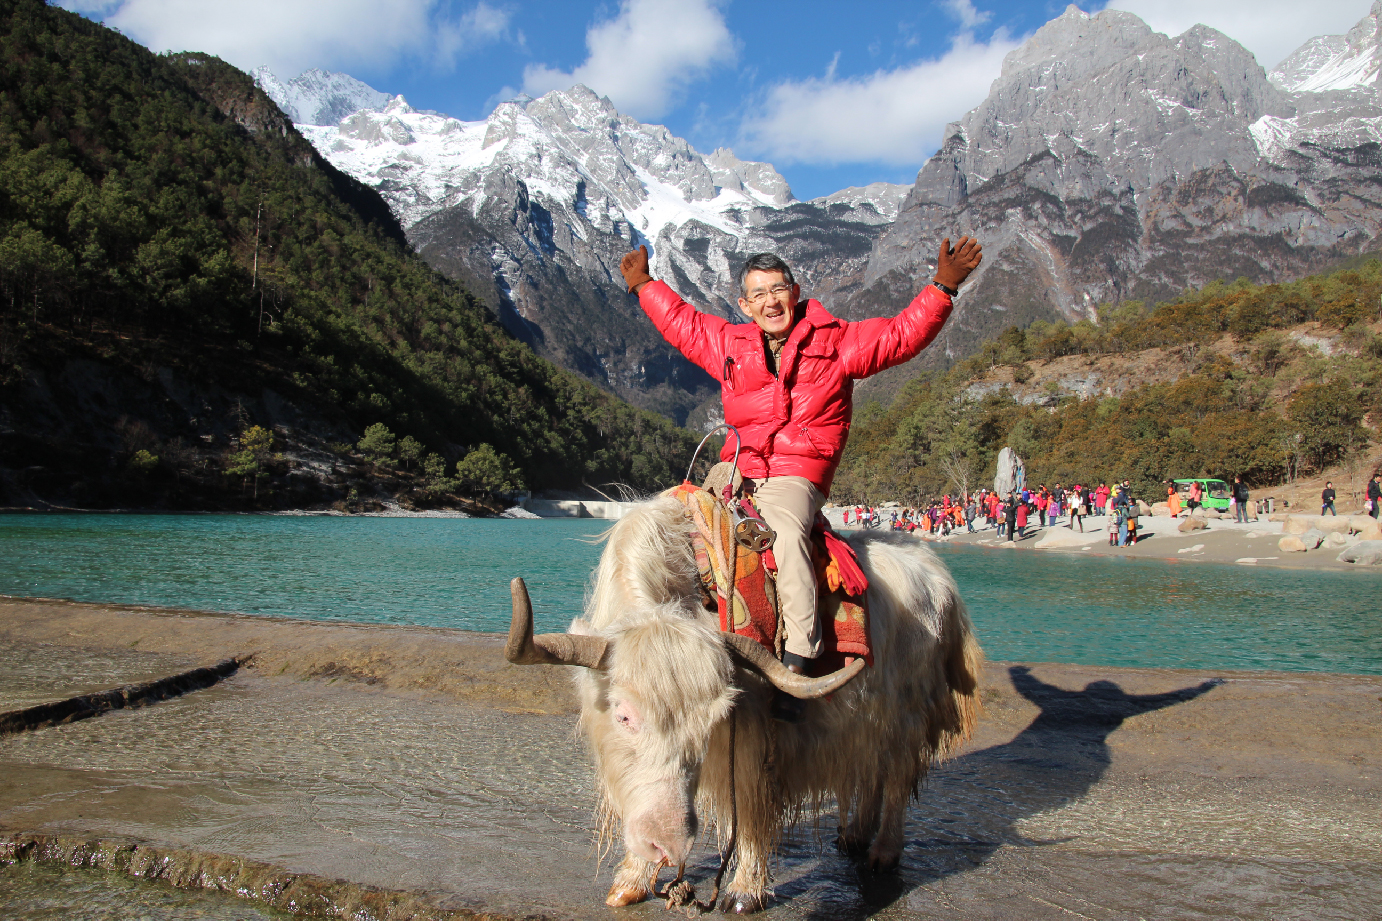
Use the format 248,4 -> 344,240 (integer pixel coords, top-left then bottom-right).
932,280 -> 958,297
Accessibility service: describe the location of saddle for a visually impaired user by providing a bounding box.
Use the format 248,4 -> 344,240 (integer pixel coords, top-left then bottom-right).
666,468 -> 873,670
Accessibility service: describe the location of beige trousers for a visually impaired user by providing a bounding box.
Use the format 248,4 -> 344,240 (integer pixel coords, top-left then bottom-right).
745,476 -> 826,660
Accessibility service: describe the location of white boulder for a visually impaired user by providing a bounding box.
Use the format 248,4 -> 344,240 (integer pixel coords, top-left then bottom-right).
1338,541 -> 1382,565
1279,535 -> 1308,552
1284,514 -> 1350,535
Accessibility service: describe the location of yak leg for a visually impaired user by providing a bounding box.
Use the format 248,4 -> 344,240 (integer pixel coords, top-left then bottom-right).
836,782 -> 881,858
867,766 -> 915,872
720,774 -> 773,914
721,824 -> 771,914
718,719 -> 773,914
606,852 -> 656,907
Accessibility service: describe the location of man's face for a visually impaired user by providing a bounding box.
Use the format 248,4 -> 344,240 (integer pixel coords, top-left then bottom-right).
739,269 -> 799,338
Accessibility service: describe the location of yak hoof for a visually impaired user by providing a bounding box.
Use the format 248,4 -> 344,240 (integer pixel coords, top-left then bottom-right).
866,849 -> 901,873
720,892 -> 767,914
605,884 -> 650,907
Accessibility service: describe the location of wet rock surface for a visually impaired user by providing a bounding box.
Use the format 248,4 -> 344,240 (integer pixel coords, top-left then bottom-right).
0,860 -> 294,920
1,599 -> 1379,919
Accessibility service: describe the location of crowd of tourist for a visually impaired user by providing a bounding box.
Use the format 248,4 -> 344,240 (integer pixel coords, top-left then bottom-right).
840,470 -> 1382,546
840,481 -> 1146,546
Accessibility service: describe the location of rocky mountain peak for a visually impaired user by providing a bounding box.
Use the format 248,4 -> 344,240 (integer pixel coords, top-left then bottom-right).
908,8 -> 1283,211
1346,0 -> 1382,55
252,66 -> 390,126
1270,1 -> 1381,93
998,6 -> 1153,83
855,3 -> 1382,377
705,148 -> 794,206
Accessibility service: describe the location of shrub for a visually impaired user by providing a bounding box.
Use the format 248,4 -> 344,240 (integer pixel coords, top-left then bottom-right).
1288,381 -> 1369,471
357,423 -> 395,463
127,449 -> 159,473
454,444 -> 524,496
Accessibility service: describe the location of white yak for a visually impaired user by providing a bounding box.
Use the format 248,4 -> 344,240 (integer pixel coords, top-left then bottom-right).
506,494 -> 981,913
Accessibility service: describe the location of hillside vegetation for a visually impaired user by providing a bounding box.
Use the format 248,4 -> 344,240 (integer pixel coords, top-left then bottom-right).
0,0 -> 694,509
832,261 -> 1382,505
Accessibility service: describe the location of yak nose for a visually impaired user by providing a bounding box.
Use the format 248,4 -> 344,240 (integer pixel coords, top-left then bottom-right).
629,810 -> 697,866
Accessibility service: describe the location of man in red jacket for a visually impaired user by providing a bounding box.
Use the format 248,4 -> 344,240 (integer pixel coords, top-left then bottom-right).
619,238 -> 982,708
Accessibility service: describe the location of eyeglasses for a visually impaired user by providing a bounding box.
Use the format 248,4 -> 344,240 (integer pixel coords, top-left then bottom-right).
744,283 -> 792,305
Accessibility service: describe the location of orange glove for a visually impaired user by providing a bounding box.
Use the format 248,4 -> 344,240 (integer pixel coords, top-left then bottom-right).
934,236 -> 982,291
620,244 -> 653,294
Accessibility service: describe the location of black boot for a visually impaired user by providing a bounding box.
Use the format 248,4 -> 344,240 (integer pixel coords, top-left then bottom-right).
771,652 -> 810,723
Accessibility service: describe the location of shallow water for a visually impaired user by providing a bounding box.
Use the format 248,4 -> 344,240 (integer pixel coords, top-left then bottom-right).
2,513 -> 1381,673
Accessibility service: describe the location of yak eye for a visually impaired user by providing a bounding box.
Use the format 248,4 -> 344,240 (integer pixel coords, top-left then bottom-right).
613,700 -> 642,733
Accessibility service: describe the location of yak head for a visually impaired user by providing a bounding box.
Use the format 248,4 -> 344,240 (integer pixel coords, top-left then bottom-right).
578,605 -> 733,866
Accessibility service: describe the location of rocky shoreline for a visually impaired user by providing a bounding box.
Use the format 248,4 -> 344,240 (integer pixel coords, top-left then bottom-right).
2,598 -> 1379,919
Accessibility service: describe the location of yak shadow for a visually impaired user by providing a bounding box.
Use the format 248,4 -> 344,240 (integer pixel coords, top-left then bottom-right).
781,665 -> 1223,920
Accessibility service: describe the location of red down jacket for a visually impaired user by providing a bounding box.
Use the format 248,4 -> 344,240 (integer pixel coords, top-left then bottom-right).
639,281 -> 953,495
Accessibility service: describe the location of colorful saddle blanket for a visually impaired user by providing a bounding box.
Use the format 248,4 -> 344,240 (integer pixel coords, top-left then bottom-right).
667,482 -> 872,669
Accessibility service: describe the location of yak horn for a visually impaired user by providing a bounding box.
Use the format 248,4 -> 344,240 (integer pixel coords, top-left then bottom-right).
506,577 -> 610,669
721,632 -> 866,699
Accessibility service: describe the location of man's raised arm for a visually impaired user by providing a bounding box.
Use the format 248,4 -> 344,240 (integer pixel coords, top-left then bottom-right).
843,236 -> 983,379
620,244 -> 729,377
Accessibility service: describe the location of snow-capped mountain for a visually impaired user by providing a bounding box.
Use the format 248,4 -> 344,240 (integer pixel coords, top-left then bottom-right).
1270,3 -> 1380,93
292,86 -> 797,240
256,71 -> 907,423
1251,1 -> 1382,163
252,66 -> 390,127
851,3 -> 1382,365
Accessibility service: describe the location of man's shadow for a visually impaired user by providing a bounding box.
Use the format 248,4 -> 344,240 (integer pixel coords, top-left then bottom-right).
780,665 -> 1223,919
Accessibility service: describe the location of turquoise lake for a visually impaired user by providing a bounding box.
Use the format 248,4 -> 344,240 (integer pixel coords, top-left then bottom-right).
2,512 -> 1380,674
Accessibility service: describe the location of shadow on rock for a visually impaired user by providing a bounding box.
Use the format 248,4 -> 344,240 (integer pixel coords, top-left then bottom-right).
782,665 -> 1223,919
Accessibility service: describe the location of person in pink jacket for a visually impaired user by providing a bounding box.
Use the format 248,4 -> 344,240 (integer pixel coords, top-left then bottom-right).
620,237 -> 982,715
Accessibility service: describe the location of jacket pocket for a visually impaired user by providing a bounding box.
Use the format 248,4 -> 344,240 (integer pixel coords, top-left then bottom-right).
800,424 -> 846,461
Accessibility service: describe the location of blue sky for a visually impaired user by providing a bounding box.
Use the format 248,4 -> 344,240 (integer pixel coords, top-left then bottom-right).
68,0 -> 1372,200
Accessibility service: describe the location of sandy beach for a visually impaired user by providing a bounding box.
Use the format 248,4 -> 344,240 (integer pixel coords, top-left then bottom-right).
2,597 -> 1379,919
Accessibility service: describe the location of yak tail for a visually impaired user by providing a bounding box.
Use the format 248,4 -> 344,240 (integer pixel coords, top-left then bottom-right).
930,595 -> 984,760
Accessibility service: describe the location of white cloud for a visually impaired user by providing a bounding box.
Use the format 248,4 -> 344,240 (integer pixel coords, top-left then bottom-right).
736,31 -> 1020,167
940,0 -> 991,30
1104,0 -> 1369,70
85,0 -> 509,78
433,2 -> 511,70
522,0 -> 735,119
